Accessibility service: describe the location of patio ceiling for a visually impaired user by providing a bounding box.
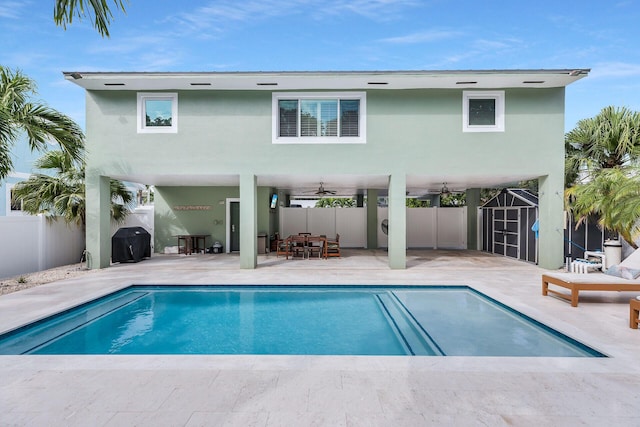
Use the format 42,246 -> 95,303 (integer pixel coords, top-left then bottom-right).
112,172 -> 540,197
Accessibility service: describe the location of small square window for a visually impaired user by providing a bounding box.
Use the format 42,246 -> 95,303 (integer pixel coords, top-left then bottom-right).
468,99 -> 496,126
463,91 -> 504,132
10,189 -> 22,212
137,93 -> 178,133
6,185 -> 25,216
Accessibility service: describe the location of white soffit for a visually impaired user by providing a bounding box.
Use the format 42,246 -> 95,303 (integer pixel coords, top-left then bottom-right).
63,69 -> 590,91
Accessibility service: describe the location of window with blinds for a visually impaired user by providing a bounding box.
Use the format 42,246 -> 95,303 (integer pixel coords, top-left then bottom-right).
273,92 -> 365,143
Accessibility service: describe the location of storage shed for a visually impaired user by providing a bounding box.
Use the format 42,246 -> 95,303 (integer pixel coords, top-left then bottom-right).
481,189 -> 538,263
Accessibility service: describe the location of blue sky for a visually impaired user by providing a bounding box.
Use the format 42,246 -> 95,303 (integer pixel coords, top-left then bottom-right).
1,0 -> 639,130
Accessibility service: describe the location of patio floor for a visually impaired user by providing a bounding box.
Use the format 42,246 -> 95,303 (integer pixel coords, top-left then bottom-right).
1,249 -> 639,426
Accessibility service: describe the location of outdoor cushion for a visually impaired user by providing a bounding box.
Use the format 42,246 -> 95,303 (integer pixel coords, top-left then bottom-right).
621,268 -> 640,280
605,265 -> 623,277
604,264 -> 640,280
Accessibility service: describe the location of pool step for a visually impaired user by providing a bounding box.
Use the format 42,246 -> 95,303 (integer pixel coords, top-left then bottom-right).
375,293 -> 443,356
0,291 -> 149,354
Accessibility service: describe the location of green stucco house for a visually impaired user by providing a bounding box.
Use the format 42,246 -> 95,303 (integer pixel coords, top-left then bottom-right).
64,69 -> 588,270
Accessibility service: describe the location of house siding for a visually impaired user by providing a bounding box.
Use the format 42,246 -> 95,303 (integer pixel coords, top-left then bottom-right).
84,85 -> 565,269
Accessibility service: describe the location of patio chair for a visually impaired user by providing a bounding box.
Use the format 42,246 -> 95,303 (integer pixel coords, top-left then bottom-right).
275,234 -> 290,258
325,234 -> 341,258
542,248 -> 640,307
289,234 -> 307,259
306,235 -> 326,259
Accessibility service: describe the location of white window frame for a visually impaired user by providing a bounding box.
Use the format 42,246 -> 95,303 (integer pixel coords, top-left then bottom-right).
6,183 -> 25,216
462,91 -> 505,133
272,92 -> 367,144
137,92 -> 178,134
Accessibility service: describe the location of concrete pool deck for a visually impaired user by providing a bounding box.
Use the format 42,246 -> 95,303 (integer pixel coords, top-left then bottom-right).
1,249 -> 639,426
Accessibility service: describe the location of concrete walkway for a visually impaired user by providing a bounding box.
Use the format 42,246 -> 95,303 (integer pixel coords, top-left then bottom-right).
1,250 -> 639,426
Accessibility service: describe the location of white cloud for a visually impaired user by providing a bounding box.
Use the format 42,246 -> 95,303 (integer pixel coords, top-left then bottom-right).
0,1 -> 25,19
590,62 -> 640,79
471,39 -> 512,50
91,35 -> 173,54
380,29 -> 463,44
320,0 -> 421,20
428,36 -> 524,67
172,0 -> 420,33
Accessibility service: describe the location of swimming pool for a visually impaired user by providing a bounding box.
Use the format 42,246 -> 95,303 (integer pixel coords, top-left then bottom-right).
0,285 -> 604,357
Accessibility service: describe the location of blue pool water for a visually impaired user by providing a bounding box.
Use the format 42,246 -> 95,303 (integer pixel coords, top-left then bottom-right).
0,286 -> 604,357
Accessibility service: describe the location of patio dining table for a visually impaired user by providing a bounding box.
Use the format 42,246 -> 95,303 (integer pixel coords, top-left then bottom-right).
285,234 -> 326,259
175,234 -> 210,255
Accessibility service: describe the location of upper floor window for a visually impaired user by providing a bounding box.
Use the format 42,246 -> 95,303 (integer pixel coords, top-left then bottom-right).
462,91 -> 505,132
137,93 -> 178,133
272,92 -> 366,144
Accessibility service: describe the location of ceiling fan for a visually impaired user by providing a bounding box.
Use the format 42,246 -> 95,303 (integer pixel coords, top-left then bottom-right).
423,183 -> 464,196
313,182 -> 337,195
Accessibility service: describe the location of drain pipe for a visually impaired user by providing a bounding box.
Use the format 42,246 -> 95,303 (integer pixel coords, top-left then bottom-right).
80,249 -> 91,270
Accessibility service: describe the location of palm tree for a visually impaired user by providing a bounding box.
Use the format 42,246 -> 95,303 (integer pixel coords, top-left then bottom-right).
315,197 -> 356,208
564,107 -> 640,246
566,167 -> 640,247
565,106 -> 640,186
54,0 -> 127,37
12,150 -> 132,226
0,66 -> 84,181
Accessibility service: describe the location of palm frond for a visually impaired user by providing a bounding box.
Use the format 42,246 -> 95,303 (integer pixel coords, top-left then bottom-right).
0,66 -> 85,181
17,103 -> 84,162
13,150 -> 133,226
54,0 -> 127,37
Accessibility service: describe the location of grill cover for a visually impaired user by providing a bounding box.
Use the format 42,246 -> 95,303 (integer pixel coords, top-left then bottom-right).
111,227 -> 151,263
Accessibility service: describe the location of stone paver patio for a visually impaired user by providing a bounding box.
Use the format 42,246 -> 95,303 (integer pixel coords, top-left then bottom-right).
1,250 -> 639,426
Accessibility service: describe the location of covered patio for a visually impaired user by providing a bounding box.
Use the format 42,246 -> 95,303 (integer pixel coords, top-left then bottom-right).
114,171 -> 559,271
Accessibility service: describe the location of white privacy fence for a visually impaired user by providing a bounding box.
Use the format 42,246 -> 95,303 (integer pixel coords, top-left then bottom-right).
279,207 -> 367,247
377,206 -> 467,249
1,206 -> 155,280
0,215 -> 84,279
279,206 -> 467,249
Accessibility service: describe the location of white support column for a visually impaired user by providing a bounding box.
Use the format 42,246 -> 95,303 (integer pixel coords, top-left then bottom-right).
239,173 -> 257,269
538,174 -> 565,269
85,173 -> 111,269
388,174 -> 407,269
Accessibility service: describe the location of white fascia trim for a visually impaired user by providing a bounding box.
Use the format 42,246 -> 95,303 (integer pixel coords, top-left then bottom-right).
272,91 -> 367,144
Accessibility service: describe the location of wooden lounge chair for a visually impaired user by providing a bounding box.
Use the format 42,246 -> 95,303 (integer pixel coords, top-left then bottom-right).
542,248 -> 640,307
630,298 -> 640,329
